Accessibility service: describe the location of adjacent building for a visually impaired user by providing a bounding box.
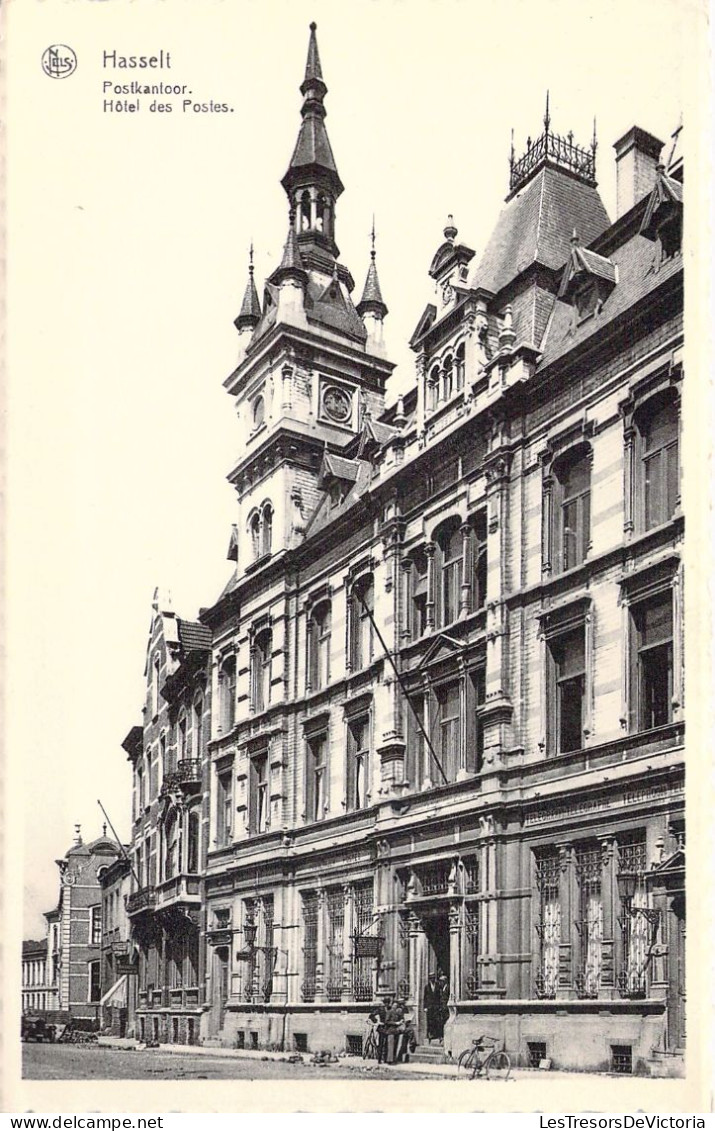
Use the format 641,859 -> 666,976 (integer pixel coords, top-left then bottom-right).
42,828 -> 122,1021
122,27 -> 685,1075
21,940 -> 52,1013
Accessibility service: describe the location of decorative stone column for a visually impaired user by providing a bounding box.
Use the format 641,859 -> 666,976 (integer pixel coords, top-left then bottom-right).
425,542 -> 436,631
400,559 -> 413,643
600,838 -> 617,995
314,888 -> 326,1002
342,884 -> 354,1001
459,523 -> 472,617
408,913 -> 428,1043
557,843 -> 574,996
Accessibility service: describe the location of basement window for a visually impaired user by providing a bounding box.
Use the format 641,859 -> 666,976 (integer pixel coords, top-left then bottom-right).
528,1041 -> 547,1068
611,1045 -> 633,1074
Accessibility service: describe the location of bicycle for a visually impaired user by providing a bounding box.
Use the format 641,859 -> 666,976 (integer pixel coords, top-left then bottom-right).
457,1034 -> 511,1080
363,1022 -> 379,1060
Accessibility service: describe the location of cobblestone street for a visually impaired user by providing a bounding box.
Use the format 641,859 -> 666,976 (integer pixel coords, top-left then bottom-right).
22,1042 -> 448,1081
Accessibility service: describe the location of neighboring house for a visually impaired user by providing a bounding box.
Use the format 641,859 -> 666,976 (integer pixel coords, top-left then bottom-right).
99,853 -> 137,1037
43,828 -> 121,1020
121,27 -> 685,1075
21,940 -> 52,1013
122,592 -> 211,1046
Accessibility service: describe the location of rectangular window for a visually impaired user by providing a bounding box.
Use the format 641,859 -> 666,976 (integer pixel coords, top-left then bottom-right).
575,845 -> 602,998
617,833 -> 648,997
534,851 -> 560,998
405,694 -> 426,787
549,629 -> 585,754
631,593 -> 673,731
306,733 -> 327,822
252,631 -> 272,713
411,554 -> 428,639
89,905 -> 101,946
250,754 -> 269,834
469,667 -> 486,774
217,771 -> 233,847
472,514 -> 488,611
347,716 -> 369,811
326,888 -> 344,1001
351,577 -> 374,670
352,880 -> 374,1001
302,892 -> 318,1002
88,960 -> 101,1003
437,681 -> 461,781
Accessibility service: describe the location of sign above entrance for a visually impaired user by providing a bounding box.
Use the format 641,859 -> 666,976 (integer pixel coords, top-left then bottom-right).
353,935 -> 383,958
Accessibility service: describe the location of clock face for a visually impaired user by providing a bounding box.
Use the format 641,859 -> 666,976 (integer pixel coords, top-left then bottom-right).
322,385 -> 352,423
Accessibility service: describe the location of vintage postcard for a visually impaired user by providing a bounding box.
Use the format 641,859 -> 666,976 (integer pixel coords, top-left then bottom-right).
3,0 -> 712,1115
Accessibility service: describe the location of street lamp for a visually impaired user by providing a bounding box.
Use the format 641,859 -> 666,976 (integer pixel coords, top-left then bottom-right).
616,871 -> 661,934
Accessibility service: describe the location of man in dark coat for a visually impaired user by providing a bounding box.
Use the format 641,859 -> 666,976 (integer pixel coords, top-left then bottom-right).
423,973 -> 441,1041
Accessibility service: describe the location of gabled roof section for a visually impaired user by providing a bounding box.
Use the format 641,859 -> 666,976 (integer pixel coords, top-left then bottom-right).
177,619 -> 212,653
470,165 -> 610,295
417,632 -> 465,670
409,303 -> 438,349
558,239 -> 617,301
639,168 -> 683,241
305,458 -> 373,536
306,272 -> 367,342
318,451 -> 361,488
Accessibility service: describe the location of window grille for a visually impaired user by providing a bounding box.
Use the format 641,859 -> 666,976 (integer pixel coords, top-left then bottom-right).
528,1041 -> 547,1068
301,892 -> 318,1002
535,852 -> 560,998
353,880 -> 374,1001
294,1032 -> 309,1052
575,845 -> 603,998
262,897 -> 274,1003
346,1034 -> 363,1056
617,834 -> 649,997
611,1045 -> 633,1074
326,888 -> 344,1001
464,904 -> 480,999
415,860 -> 452,896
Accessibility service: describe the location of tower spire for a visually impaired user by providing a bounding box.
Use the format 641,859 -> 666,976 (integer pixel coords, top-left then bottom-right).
281,23 -> 344,260
544,90 -> 551,134
234,243 -> 262,332
358,219 -> 388,320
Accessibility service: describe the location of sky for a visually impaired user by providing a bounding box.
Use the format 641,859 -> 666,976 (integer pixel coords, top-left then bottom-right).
6,0 -> 696,939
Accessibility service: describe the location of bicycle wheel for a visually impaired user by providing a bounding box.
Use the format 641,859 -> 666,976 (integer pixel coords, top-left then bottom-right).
485,1050 -> 511,1081
458,1047 -> 476,1073
363,1032 -> 376,1060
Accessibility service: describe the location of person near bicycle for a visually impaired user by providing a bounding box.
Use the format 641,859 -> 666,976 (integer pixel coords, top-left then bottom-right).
381,995 -> 405,1064
395,999 -> 416,1063
367,998 -> 386,1061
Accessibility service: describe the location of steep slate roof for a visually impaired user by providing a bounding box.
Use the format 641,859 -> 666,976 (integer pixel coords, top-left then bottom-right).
538,230 -> 682,370
305,458 -> 373,536
471,166 -> 611,294
177,619 -> 212,652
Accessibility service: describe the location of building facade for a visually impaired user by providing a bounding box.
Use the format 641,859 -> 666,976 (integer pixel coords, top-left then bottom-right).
21,940 -> 52,1013
43,829 -> 121,1020
123,27 -> 685,1075
122,591 -> 212,1045
99,855 -> 138,1037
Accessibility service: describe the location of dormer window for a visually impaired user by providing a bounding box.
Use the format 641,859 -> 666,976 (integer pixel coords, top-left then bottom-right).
658,212 -> 682,260
574,280 -> 600,322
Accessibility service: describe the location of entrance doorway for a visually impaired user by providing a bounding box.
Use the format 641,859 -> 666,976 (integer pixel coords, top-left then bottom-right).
421,911 -> 450,1044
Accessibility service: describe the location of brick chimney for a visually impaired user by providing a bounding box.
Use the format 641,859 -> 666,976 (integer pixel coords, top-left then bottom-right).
613,127 -> 664,218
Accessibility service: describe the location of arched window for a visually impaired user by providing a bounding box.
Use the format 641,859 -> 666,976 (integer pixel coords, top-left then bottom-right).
427,366 -> 440,413
410,549 -> 429,639
250,513 -> 261,560
300,190 -> 311,232
308,600 -> 331,690
638,394 -> 679,531
252,629 -> 272,713
350,575 -> 374,671
187,810 -> 200,874
262,503 -> 273,556
553,446 -> 591,573
193,696 -> 204,762
219,655 -> 236,734
165,811 -> 178,881
177,712 -> 188,762
316,193 -> 326,233
455,342 -> 466,392
442,355 -> 453,402
436,521 -> 462,627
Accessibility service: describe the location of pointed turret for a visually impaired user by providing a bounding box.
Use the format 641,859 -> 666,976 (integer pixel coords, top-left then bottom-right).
234,246 -> 262,333
358,222 -> 388,357
268,215 -> 309,329
281,23 -> 343,260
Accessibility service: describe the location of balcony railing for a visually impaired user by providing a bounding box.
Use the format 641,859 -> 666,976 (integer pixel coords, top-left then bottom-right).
126,886 -> 157,916
156,873 -> 201,909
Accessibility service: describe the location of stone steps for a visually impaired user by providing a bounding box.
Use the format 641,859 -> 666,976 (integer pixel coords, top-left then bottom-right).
410,1043 -> 448,1064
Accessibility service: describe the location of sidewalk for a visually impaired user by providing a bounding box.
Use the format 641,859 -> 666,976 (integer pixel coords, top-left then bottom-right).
96,1037 -> 461,1076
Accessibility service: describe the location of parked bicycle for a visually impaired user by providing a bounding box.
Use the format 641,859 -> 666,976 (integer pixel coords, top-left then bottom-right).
457,1035 -> 511,1080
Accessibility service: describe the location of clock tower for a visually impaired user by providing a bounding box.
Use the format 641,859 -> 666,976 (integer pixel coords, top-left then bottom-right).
224,23 -> 394,578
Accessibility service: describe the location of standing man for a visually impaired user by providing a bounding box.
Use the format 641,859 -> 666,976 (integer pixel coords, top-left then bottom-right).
423,973 -> 440,1042
438,972 -> 450,1040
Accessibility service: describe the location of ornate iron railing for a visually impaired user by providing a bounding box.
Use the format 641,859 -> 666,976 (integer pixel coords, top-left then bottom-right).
301,978 -> 316,1003
510,128 -> 596,194
126,886 -> 157,915
353,977 -> 373,1002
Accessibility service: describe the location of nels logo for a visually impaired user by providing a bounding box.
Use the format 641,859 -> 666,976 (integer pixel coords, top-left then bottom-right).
42,45 -> 78,79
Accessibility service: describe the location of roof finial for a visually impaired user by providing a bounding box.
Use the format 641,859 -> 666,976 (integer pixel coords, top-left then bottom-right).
571,227 -> 579,247
544,90 -> 551,134
370,215 -> 376,261
74,823 -> 82,846
509,127 -> 515,170
591,116 -> 598,156
249,241 -> 254,276
444,213 -> 458,242
102,822 -> 107,837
